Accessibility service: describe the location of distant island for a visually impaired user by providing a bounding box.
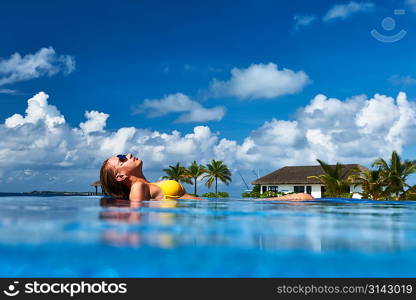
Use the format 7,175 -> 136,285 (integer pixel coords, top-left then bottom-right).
0,190 -> 102,197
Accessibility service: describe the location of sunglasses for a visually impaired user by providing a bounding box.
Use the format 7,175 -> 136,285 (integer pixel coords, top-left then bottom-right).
116,154 -> 128,162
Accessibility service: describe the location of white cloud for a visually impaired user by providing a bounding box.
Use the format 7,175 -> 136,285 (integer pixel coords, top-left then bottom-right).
100,127 -> 137,156
79,111 -> 109,134
5,92 -> 65,130
215,92 -> 416,170
323,1 -> 375,22
355,94 -> 399,134
385,92 -> 416,150
389,74 -> 416,86
2,91 -> 416,192
0,47 -> 75,86
0,92 -> 222,190
0,89 -> 17,94
132,93 -> 226,122
293,14 -> 317,30
209,63 -> 311,100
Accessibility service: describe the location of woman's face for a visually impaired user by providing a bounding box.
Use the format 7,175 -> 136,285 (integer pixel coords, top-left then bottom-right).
106,153 -> 143,179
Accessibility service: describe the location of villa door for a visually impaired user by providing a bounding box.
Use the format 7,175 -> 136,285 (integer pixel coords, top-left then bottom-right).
321,186 -> 326,197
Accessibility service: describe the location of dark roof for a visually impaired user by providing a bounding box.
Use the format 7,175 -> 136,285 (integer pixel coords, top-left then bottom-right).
90,180 -> 101,186
251,164 -> 368,185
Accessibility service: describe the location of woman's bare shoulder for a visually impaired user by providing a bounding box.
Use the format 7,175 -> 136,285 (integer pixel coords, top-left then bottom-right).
129,181 -> 151,201
151,180 -> 166,185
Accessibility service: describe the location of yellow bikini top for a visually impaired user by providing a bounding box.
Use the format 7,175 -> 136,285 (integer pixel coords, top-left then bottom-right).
151,180 -> 185,199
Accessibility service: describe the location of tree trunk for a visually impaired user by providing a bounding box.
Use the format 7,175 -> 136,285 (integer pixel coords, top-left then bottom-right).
215,177 -> 218,194
194,177 -> 197,195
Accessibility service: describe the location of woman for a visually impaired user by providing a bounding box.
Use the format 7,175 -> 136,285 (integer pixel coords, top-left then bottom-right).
100,153 -> 200,201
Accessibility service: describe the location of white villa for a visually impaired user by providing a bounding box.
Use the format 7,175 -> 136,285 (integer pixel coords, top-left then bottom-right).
251,164 -> 367,198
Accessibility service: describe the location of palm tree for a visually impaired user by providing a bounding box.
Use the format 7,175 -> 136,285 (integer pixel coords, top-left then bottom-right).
186,161 -> 206,195
162,162 -> 192,184
203,160 -> 232,194
347,168 -> 386,200
372,151 -> 416,200
307,159 -> 350,197
403,184 -> 416,200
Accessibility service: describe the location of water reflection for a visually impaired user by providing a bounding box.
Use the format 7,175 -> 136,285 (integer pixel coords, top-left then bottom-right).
97,198 -> 416,252
99,198 -> 142,224
99,198 -> 178,248
98,198 -> 142,247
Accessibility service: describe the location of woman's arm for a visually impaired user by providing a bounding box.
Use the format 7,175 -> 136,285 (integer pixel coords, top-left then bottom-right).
263,193 -> 314,201
129,181 -> 151,201
179,194 -> 202,200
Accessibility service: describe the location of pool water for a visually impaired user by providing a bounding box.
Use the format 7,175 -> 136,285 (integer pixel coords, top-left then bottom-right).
0,196 -> 416,277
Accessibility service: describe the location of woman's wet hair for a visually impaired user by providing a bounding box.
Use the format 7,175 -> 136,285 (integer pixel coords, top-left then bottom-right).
99,159 -> 130,199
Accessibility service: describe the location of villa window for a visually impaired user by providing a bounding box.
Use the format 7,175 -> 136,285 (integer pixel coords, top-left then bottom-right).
294,186 -> 305,193
268,186 -> 278,192
306,186 -> 312,194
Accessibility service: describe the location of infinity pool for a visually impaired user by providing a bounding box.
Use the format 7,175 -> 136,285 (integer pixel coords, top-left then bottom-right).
0,196 -> 415,277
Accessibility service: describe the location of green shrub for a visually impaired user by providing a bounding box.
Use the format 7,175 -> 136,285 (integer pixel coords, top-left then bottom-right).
260,191 -> 277,198
241,190 -> 263,198
242,189 -> 290,198
258,191 -> 285,198
217,192 -> 229,198
250,191 -> 261,198
202,192 -> 229,198
241,185 -> 263,198
323,192 -> 353,198
202,192 -> 217,198
403,193 -> 416,200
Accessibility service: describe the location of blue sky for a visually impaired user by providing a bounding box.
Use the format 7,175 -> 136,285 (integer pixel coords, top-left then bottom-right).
1,0 -> 416,194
